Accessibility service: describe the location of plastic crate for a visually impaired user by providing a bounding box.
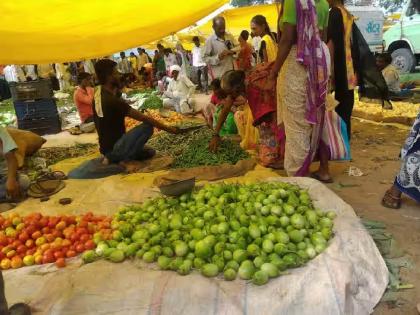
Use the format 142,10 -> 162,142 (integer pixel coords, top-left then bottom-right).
17,115 -> 61,135
13,99 -> 58,121
9,79 -> 53,101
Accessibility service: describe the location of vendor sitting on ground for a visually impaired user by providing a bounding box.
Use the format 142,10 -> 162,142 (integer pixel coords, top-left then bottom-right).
376,53 -> 413,99
73,72 -> 95,133
0,127 -> 30,201
93,59 -> 181,167
162,65 -> 196,114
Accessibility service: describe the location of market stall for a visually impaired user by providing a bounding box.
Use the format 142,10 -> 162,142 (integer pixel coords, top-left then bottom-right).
2,175 -> 388,315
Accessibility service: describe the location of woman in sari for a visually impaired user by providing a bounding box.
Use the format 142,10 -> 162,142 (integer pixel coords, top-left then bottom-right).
248,14 -> 284,168
236,30 -> 253,72
382,111 -> 420,209
269,0 -> 329,176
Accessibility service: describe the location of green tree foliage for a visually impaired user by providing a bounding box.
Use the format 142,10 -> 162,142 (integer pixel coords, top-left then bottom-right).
377,0 -> 405,12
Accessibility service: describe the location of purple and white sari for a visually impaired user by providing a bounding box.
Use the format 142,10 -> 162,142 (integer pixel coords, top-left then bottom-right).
395,111 -> 420,203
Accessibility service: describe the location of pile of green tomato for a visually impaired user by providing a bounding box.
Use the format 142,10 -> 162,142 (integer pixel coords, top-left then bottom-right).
82,182 -> 336,286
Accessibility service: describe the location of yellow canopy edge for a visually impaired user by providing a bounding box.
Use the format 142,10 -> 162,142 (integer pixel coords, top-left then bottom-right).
187,4 -> 280,38
0,0 -> 228,64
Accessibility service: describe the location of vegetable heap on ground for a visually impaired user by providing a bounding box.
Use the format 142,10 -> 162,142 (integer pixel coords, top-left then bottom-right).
0,212 -> 112,269
127,89 -> 163,111
148,127 -> 249,168
86,182 -> 336,285
125,109 -> 185,132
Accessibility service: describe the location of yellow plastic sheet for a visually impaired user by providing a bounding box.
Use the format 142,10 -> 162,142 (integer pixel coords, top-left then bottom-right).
0,0 -> 227,64
185,4 -> 281,38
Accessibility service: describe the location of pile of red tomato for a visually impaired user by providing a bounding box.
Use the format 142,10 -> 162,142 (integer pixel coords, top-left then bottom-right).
0,212 -> 112,269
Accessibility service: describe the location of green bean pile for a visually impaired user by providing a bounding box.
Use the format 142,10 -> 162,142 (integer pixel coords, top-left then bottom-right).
148,127 -> 249,168
142,95 -> 163,110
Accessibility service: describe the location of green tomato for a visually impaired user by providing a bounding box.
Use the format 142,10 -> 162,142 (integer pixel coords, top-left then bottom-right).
247,244 -> 260,257
201,264 -> 219,277
224,268 -> 237,281
157,256 -> 172,270
253,256 -> 266,269
223,250 -> 233,261
262,239 -> 274,253
288,230 -> 304,243
233,249 -> 248,264
260,263 -> 279,278
143,251 -> 156,263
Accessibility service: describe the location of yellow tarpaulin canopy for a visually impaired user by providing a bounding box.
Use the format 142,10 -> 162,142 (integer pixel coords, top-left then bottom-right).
184,4 -> 280,38
143,34 -> 207,51
0,0 -> 228,64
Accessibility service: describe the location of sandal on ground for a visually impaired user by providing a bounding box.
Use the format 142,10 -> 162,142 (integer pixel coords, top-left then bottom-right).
381,189 -> 401,209
27,179 -> 65,199
9,303 -> 32,315
311,172 -> 334,184
69,126 -> 82,135
37,170 -> 68,181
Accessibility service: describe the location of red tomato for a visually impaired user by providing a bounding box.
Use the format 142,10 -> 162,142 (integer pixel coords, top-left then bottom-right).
18,232 -> 29,243
0,234 -> 8,246
55,221 -> 66,231
12,240 -> 22,249
87,223 -> 96,234
80,234 -> 90,242
41,227 -> 50,234
39,217 -> 49,228
40,243 -> 50,252
49,217 -> 60,228
75,244 -> 85,253
50,230 -> 59,238
32,213 -> 42,221
31,231 -> 42,240
3,219 -> 12,229
84,240 -> 95,250
67,216 -> 76,225
44,249 -> 54,257
76,227 -> 88,235
66,250 -> 77,258
78,220 -> 88,228
54,251 -> 64,259
45,234 -> 55,243
42,253 -> 55,264
25,225 -> 37,236
25,239 -> 35,249
26,248 -> 36,256
61,247 -> 69,255
62,239 -> 71,247
16,245 -> 27,255
70,233 -> 79,242
55,258 -> 66,268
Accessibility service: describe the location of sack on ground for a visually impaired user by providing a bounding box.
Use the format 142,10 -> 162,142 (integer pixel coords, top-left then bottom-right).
7,128 -> 46,168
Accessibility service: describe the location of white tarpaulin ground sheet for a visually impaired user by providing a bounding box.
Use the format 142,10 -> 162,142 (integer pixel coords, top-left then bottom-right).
3,177 -> 388,315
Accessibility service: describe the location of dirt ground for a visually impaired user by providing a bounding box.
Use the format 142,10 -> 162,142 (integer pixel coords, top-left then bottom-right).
317,118 -> 419,315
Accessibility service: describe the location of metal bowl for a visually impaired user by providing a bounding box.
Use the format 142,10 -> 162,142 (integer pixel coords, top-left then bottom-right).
159,177 -> 196,197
